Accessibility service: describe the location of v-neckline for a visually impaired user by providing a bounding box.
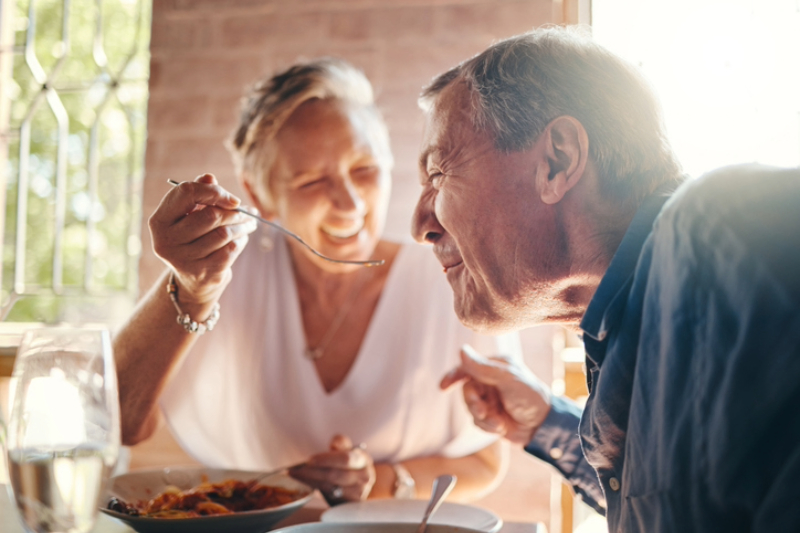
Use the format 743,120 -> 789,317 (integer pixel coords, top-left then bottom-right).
284,240 -> 408,397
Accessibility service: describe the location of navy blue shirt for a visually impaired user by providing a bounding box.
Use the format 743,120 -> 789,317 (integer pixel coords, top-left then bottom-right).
526,164 -> 800,532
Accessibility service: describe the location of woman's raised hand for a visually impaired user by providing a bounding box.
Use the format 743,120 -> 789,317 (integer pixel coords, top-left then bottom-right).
289,434 -> 376,504
149,173 -> 258,305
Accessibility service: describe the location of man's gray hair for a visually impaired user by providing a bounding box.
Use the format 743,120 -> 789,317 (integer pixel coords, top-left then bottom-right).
228,57 -> 392,210
420,26 -> 682,202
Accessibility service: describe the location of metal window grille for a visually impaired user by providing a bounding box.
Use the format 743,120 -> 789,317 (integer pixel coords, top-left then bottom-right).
0,0 -> 151,326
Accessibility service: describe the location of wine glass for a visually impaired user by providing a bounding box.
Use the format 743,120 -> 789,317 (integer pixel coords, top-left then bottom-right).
5,327 -> 120,533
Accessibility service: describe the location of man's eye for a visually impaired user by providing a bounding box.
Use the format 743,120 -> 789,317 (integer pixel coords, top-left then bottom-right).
429,172 -> 444,188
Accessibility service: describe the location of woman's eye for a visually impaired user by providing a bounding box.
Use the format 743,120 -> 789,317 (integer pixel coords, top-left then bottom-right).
429,172 -> 444,188
352,165 -> 379,176
351,166 -> 380,183
299,177 -> 325,189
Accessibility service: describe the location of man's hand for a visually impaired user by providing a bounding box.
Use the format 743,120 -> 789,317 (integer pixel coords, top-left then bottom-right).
441,344 -> 553,444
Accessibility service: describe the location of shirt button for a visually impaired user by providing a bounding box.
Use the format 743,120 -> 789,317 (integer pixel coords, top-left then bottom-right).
549,448 -> 563,460
609,477 -> 620,491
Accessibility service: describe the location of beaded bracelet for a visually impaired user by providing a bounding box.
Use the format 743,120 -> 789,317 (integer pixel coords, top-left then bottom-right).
166,271 -> 220,334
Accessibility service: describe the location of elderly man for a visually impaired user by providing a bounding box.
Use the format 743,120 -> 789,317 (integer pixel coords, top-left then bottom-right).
412,27 -> 800,532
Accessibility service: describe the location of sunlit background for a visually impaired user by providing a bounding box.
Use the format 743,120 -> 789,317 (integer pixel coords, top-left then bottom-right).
574,3 -> 800,531
593,0 -> 800,179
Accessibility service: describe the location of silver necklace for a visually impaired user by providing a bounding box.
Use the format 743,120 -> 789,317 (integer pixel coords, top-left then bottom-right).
304,269 -> 371,360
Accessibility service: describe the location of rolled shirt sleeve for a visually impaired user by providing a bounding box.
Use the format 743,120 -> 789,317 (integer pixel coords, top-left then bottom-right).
524,395 -> 606,514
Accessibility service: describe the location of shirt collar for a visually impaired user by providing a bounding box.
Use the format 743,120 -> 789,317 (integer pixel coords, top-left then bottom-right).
580,183 -> 676,342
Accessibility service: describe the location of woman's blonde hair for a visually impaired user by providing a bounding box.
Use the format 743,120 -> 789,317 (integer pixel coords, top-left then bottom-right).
227,57 -> 392,210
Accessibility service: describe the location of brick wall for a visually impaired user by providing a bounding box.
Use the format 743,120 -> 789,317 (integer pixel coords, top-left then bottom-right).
141,0 -> 567,288
139,0 -> 571,526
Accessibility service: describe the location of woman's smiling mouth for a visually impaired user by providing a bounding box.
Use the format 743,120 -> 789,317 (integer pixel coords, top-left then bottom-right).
321,219 -> 365,239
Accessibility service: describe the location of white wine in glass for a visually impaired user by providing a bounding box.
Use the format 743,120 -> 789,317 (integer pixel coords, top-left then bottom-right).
5,328 -> 120,533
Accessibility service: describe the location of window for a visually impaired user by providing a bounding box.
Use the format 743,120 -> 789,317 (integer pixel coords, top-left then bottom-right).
0,0 -> 151,330
592,0 -> 800,178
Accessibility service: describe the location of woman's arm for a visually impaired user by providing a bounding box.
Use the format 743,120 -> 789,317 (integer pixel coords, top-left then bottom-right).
370,440 -> 508,502
288,436 -> 507,504
114,174 -> 256,446
114,269 -> 213,445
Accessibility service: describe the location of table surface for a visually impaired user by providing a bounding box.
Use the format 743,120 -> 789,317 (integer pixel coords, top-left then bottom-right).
0,485 -> 544,533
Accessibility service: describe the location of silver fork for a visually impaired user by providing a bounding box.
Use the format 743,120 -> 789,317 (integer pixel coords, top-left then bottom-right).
168,180 -> 384,267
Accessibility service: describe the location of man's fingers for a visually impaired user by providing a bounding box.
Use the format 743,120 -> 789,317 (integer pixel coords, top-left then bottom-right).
473,413 -> 507,434
440,367 -> 469,390
457,344 -> 513,386
443,344 -> 519,390
463,381 -> 489,420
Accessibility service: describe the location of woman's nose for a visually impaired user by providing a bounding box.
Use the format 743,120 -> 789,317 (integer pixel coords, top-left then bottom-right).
331,176 -> 366,214
411,188 -> 443,244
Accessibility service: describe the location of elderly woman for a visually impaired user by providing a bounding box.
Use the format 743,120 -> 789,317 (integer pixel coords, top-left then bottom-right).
114,58 -> 520,503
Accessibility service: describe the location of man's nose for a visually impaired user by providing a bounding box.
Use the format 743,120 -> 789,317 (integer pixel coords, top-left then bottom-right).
411,189 -> 443,244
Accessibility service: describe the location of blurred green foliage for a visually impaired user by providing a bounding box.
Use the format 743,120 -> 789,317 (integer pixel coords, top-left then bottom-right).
2,0 -> 151,325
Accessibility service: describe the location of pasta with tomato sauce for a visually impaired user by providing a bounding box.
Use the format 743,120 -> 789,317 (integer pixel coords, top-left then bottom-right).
108,478 -> 302,518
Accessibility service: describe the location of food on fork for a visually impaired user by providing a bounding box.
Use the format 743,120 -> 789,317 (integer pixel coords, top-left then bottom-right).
107,478 -> 302,518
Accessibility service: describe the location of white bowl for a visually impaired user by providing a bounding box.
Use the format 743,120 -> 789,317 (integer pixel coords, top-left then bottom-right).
322,500 -> 503,533
273,523 -> 487,533
100,466 -> 313,533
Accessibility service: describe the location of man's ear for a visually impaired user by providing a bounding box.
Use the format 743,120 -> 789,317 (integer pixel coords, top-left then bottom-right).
539,116 -> 589,205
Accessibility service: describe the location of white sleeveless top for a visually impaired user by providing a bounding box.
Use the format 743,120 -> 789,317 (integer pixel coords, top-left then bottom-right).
161,229 -> 521,470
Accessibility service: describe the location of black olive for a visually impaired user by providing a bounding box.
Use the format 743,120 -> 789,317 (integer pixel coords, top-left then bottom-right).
107,497 -> 139,516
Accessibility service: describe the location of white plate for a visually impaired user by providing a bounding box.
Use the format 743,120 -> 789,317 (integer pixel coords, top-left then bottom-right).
322,500 -> 503,533
100,466 -> 313,533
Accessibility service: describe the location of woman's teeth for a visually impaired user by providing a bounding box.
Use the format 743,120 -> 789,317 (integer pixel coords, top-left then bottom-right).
322,221 -> 364,239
